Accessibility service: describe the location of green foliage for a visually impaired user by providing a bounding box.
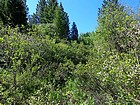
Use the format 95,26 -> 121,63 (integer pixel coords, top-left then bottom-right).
29,0 -> 70,39
36,0 -> 47,24
1,21 -> 139,104
29,0 -> 58,25
53,3 -> 70,39
0,1 -> 140,105
46,0 -> 58,23
0,0 -> 9,25
79,32 -> 95,45
70,22 -> 78,41
0,26 -> 90,104
0,0 -> 28,26
97,0 -> 139,52
75,50 -> 139,104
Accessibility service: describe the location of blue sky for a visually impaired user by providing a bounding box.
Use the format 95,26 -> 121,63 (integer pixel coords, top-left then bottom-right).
27,0 -> 139,33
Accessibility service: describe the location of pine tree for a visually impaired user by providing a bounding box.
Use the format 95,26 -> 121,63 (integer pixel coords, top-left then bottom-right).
8,0 -> 28,26
28,13 -> 39,25
70,22 -> 78,41
46,0 -> 58,23
53,2 -> 69,38
29,0 -> 58,24
29,0 -> 46,25
36,0 -> 46,24
0,0 -> 9,25
0,0 -> 28,26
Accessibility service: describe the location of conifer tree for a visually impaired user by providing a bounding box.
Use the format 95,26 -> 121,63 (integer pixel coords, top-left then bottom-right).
36,0 -> 46,24
46,0 -> 58,23
8,0 -> 28,26
28,13 -> 39,25
0,0 -> 28,26
53,2 -> 69,38
0,0 -> 9,25
29,0 -> 58,24
70,22 -> 78,41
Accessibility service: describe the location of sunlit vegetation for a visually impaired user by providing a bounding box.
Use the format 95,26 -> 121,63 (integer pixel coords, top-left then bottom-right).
0,0 -> 140,104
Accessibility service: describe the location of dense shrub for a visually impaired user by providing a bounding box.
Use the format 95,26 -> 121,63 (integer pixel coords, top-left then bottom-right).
0,1 -> 140,104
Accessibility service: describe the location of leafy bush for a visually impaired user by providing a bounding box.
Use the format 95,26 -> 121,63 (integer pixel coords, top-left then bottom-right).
0,1 -> 140,104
